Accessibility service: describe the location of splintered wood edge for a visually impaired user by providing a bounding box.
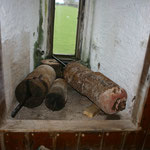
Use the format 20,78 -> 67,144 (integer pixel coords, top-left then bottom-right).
0,119 -> 140,132
83,104 -> 100,118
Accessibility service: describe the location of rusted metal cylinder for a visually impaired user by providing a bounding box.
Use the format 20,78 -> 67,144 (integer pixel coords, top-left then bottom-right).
64,62 -> 127,114
41,59 -> 63,78
45,78 -> 67,111
15,65 -> 56,108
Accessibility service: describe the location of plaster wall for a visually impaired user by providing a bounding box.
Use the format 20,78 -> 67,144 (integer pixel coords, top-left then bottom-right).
0,0 -> 48,112
81,0 -> 95,64
82,0 -> 150,115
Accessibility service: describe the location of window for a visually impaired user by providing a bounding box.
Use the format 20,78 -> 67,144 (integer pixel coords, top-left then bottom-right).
47,0 -> 85,59
53,1 -> 79,55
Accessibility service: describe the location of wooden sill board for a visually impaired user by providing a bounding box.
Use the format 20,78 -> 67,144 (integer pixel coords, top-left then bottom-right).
0,119 -> 140,132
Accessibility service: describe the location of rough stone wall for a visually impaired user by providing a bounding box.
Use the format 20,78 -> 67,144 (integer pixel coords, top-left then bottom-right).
0,0 -> 49,112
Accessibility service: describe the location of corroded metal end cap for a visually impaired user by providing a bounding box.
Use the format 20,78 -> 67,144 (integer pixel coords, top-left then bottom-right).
98,87 -> 127,114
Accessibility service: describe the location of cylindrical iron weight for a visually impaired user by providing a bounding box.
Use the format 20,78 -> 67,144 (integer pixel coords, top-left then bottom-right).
64,62 -> 127,114
45,78 -> 67,111
15,65 -> 56,108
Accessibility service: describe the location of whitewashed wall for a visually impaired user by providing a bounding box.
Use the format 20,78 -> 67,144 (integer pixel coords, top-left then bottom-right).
82,0 -> 150,116
0,0 -> 48,112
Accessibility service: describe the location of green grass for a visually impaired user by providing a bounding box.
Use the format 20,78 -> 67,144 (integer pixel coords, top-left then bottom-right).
53,5 -> 78,55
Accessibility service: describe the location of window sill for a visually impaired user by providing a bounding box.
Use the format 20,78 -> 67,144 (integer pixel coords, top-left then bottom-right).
0,119 -> 140,132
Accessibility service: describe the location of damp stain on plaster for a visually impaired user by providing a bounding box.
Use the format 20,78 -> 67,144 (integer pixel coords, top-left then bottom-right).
98,62 -> 100,70
81,49 -> 91,68
33,32 -> 35,37
92,41 -> 99,51
114,39 -> 121,47
86,57 -> 91,68
140,40 -> 146,48
81,50 -> 91,68
80,57 -> 90,69
132,96 -> 136,102
34,0 -> 44,68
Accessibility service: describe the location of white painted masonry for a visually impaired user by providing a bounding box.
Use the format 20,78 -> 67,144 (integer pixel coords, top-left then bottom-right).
82,0 -> 150,116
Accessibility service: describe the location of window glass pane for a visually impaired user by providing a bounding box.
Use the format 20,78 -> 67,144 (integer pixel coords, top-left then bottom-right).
53,0 -> 79,55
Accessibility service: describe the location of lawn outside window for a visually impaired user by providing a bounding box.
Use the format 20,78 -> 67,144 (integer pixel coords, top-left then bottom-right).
47,0 -> 85,61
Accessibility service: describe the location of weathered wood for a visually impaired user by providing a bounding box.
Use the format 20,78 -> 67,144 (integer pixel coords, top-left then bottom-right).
79,133 -> 101,150
56,133 -> 78,150
64,62 -> 127,114
102,132 -> 123,150
15,65 -> 56,108
132,36 -> 150,126
45,78 -> 67,111
83,104 -> 100,118
123,131 -> 145,150
46,0 -> 55,57
29,132 -> 53,150
143,129 -> 150,150
4,132 -> 26,150
41,59 -> 63,78
140,88 -> 150,129
75,0 -> 85,59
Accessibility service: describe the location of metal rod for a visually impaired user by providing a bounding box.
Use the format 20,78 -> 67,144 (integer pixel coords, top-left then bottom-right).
11,103 -> 24,118
52,55 -> 66,67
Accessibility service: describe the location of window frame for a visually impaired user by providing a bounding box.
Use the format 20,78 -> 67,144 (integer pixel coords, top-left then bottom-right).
47,0 -> 85,60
